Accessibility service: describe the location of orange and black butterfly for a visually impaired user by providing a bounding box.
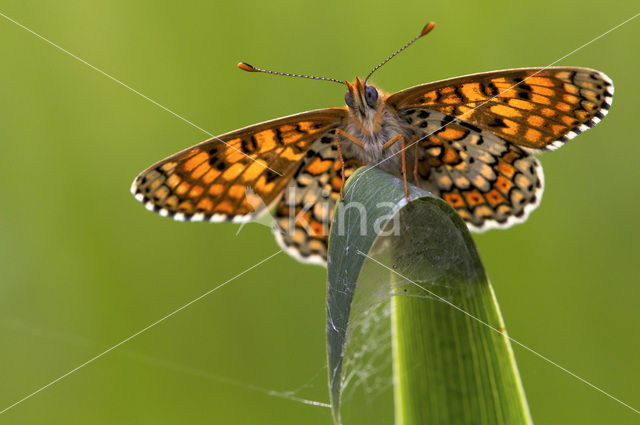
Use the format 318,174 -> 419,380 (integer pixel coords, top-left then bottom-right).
131,22 -> 613,266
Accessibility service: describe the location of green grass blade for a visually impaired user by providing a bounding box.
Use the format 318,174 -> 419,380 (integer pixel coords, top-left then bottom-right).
326,167 -> 532,425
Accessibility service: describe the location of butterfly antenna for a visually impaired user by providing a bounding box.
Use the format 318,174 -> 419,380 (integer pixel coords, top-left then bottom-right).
364,22 -> 435,84
238,62 -> 346,85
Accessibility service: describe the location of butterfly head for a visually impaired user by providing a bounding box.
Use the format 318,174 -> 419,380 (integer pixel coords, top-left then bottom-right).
345,77 -> 381,120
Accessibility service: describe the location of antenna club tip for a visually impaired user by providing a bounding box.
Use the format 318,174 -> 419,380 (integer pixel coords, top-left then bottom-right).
420,22 -> 436,37
238,62 -> 258,72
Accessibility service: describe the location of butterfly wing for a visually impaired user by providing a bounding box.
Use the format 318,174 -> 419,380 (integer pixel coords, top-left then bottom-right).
405,110 -> 543,230
131,108 -> 346,222
272,130 -> 364,265
387,67 -> 613,151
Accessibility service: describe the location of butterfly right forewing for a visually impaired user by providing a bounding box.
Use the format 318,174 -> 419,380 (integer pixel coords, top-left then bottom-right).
387,67 -> 613,151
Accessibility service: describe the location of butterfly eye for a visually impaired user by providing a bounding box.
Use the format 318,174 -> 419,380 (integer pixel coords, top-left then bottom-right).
364,85 -> 378,107
345,91 -> 354,109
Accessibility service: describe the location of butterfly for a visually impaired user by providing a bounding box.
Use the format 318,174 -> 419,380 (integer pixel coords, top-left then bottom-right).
131,22 -> 613,266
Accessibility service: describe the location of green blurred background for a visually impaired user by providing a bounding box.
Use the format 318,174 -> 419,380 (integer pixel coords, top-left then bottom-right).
1,1 -> 638,424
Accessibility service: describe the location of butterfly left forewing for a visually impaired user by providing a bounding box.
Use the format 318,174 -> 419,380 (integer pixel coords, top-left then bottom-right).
387,67 -> 613,151
131,108 -> 346,222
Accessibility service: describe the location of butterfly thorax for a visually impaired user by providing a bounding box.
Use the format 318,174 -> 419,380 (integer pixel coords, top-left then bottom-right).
344,78 -> 412,173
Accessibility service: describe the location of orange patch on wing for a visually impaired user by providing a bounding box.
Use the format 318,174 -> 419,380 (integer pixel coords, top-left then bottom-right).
331,176 -> 342,191
183,151 -> 208,172
295,211 -> 311,228
524,128 -> 542,143
166,174 -> 181,189
222,163 -> 245,181
540,107 -> 556,117
241,161 -> 267,182
575,110 -> 589,120
556,102 -> 571,112
457,105 -> 474,115
202,169 -> 221,184
563,83 -> 579,94
214,201 -> 234,215
176,181 -> 190,196
551,124 -> 566,136
460,83 -> 487,101
165,196 -> 179,208
279,124 -> 296,132
490,104 -> 521,118
500,119 -> 519,136
527,77 -> 555,87
530,94 -> 551,105
491,83 -> 518,98
444,192 -> 465,208
189,185 -> 204,198
442,95 -> 462,104
279,132 -> 301,145
497,161 -> 516,179
208,184 -> 224,196
255,130 -> 278,152
196,198 -> 213,211
191,162 -> 210,179
309,220 -> 326,237
485,189 -> 506,207
530,86 -> 555,96
495,175 -> 514,194
306,157 -> 333,175
178,200 -> 193,212
509,99 -> 535,110
280,146 -> 304,162
442,147 -> 460,164
224,146 -> 246,164
563,94 -> 580,104
464,190 -> 485,207
503,151 -> 519,163
421,91 -> 438,103
561,115 -> 577,126
297,121 -> 317,132
227,184 -> 245,199
438,126 -> 467,140
527,115 -> 545,127
253,176 -> 276,194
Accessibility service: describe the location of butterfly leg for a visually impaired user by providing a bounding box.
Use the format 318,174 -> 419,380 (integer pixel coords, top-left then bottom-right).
334,133 -> 346,200
382,134 -> 410,201
413,142 -> 420,187
334,129 -> 365,200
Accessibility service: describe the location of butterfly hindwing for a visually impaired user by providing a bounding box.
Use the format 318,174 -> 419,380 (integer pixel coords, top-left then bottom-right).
405,110 -> 543,230
273,130 -> 364,265
387,67 -> 613,151
131,109 -> 346,222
